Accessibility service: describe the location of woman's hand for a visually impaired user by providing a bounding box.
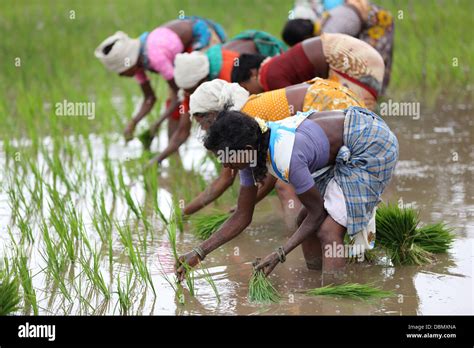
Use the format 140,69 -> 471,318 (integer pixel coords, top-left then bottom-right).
254,251 -> 280,276
123,121 -> 136,142
175,250 -> 201,282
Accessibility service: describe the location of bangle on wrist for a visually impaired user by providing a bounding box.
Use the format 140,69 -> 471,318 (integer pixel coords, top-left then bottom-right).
192,246 -> 206,261
276,246 -> 286,263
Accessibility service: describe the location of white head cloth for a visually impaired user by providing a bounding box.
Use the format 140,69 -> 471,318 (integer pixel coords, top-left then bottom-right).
174,52 -> 210,89
189,79 -> 250,115
94,31 -> 140,73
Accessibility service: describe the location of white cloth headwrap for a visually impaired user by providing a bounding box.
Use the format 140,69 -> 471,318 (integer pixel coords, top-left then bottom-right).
94,31 -> 140,73
174,52 -> 210,89
189,79 -> 250,115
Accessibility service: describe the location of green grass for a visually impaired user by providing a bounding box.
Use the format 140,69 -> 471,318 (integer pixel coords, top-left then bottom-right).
190,212 -> 230,240
306,283 -> 394,301
248,269 -> 280,304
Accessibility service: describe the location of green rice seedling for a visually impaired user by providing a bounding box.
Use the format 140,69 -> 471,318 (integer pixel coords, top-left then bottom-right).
199,265 -> 221,303
306,283 -> 394,301
190,212 -> 230,240
6,184 -> 21,220
7,176 -> 30,220
91,251 -> 108,290
116,222 -> 156,295
17,217 -> 34,244
117,271 -> 134,315
79,251 -> 110,300
166,215 -> 196,297
14,252 -> 38,315
91,189 -> 113,249
64,203 -> 93,254
248,269 -> 281,304
49,206 -> 76,262
0,259 -> 21,315
167,210 -> 219,301
375,204 -> 433,265
41,145 -> 72,193
143,166 -> 168,225
171,198 -> 184,233
103,154 -> 118,197
414,223 -> 454,254
27,158 -> 44,209
40,222 -> 72,302
182,263 -> 195,297
138,204 -> 152,237
118,165 -> 141,219
167,217 -> 179,263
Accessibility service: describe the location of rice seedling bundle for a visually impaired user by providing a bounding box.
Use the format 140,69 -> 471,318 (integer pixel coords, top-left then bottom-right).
376,204 -> 455,264
0,259 -> 21,315
248,269 -> 280,304
306,283 -> 394,301
190,212 -> 230,240
413,223 -> 454,254
375,204 -> 433,265
138,129 -> 154,150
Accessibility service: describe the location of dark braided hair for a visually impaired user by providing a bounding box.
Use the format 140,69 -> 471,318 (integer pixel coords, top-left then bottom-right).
203,110 -> 270,183
231,54 -> 267,83
281,19 -> 314,46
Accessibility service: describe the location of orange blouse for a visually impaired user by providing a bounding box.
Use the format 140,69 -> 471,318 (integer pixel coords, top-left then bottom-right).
218,49 -> 241,82
240,87 -> 291,121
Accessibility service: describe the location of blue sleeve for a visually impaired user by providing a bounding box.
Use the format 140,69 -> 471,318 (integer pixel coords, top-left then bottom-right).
191,19 -> 211,51
239,168 -> 255,187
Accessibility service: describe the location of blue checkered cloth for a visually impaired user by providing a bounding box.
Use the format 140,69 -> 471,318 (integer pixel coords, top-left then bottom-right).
313,106 -> 399,236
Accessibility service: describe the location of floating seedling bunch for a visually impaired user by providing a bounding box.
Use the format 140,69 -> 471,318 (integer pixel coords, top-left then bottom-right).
306,283 -> 394,301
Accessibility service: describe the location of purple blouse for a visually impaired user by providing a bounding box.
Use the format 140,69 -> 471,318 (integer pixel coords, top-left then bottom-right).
240,119 -> 330,194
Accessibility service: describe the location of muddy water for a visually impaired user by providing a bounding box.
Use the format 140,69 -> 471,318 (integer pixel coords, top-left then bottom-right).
0,104 -> 472,315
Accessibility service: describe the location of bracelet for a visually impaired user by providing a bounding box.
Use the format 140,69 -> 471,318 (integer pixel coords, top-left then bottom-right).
192,246 -> 206,261
276,246 -> 286,263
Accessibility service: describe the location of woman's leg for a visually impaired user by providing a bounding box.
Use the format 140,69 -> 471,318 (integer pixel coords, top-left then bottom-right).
316,215 -> 347,273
